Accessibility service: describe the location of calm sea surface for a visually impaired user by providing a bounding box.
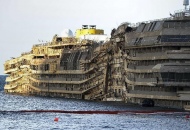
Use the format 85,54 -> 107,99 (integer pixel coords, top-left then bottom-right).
0,91 -> 190,130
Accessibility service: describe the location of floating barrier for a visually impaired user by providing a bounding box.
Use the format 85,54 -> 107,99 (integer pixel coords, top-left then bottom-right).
0,110 -> 189,115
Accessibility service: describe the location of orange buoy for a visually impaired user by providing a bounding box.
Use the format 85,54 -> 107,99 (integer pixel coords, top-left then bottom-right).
54,117 -> 59,122
186,115 -> 190,119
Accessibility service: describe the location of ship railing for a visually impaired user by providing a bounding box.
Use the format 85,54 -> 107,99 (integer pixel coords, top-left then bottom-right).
29,74 -> 98,84
6,75 -> 22,82
177,91 -> 190,94
31,69 -> 83,74
31,67 -> 95,74
4,84 -> 18,90
128,90 -> 176,95
33,42 -> 52,47
52,41 -> 73,45
33,39 -> 85,48
162,78 -> 190,82
174,9 -> 189,13
21,51 -> 31,56
129,17 -> 172,27
4,68 -> 18,74
125,77 -> 156,86
20,65 -> 30,69
125,93 -> 179,100
83,80 -> 104,98
28,84 -> 82,94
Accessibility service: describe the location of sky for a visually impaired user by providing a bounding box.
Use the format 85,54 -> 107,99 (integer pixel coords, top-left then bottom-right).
0,0 -> 184,74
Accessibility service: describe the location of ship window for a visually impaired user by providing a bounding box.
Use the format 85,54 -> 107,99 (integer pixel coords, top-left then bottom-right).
45,64 -> 49,71
161,72 -> 190,82
154,21 -> 162,31
130,39 -> 136,45
161,35 -> 190,42
169,22 -> 175,28
143,24 -> 150,32
34,56 -> 44,59
148,23 -> 153,31
133,50 -> 136,57
56,37 -> 62,42
150,22 -> 157,31
126,27 -> 132,32
138,38 -> 143,43
136,23 -> 146,32
163,22 -> 169,28
186,22 -> 190,27
174,22 -> 181,28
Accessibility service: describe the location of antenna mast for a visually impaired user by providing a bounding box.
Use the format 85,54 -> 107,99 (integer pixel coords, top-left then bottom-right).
183,0 -> 189,10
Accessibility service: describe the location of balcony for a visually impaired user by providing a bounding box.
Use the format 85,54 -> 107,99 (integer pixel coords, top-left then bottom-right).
28,84 -> 82,94
125,92 -> 179,100
31,67 -> 95,74
4,68 -> 18,74
125,77 -> 156,86
4,84 -> 18,90
6,76 -> 22,82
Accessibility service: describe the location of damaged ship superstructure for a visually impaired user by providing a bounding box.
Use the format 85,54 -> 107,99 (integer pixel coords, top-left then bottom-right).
4,1 -> 190,109
4,26 -> 103,99
110,1 -> 190,109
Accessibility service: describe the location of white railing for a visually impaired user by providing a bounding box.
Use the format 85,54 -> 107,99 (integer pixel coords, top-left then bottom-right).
128,17 -> 172,28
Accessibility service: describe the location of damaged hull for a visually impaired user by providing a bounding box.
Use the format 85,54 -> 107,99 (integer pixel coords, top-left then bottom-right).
4,15 -> 190,110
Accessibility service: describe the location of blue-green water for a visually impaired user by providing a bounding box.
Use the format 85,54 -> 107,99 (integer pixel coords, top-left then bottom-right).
0,75 -> 6,90
0,76 -> 190,130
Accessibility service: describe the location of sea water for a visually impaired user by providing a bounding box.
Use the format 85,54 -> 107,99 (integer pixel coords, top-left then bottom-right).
0,75 -> 190,130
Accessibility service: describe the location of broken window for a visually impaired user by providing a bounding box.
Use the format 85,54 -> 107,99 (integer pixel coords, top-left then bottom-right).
56,37 -> 62,42
45,64 -> 49,71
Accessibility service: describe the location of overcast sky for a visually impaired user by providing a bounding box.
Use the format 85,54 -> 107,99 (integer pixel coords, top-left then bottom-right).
0,0 -> 183,74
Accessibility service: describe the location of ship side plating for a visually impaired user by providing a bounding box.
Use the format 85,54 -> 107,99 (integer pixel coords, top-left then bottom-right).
109,7 -> 190,109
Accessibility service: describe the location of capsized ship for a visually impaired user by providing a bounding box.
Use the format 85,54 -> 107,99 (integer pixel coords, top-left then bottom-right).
4,0 -> 190,109
4,25 -> 109,100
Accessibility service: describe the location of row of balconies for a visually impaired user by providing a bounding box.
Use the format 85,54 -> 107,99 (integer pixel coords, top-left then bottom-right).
28,77 -> 104,95
29,72 -> 101,85
4,84 -> 18,90
4,68 -> 18,74
125,89 -> 190,101
5,76 -> 22,82
30,66 -> 95,74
